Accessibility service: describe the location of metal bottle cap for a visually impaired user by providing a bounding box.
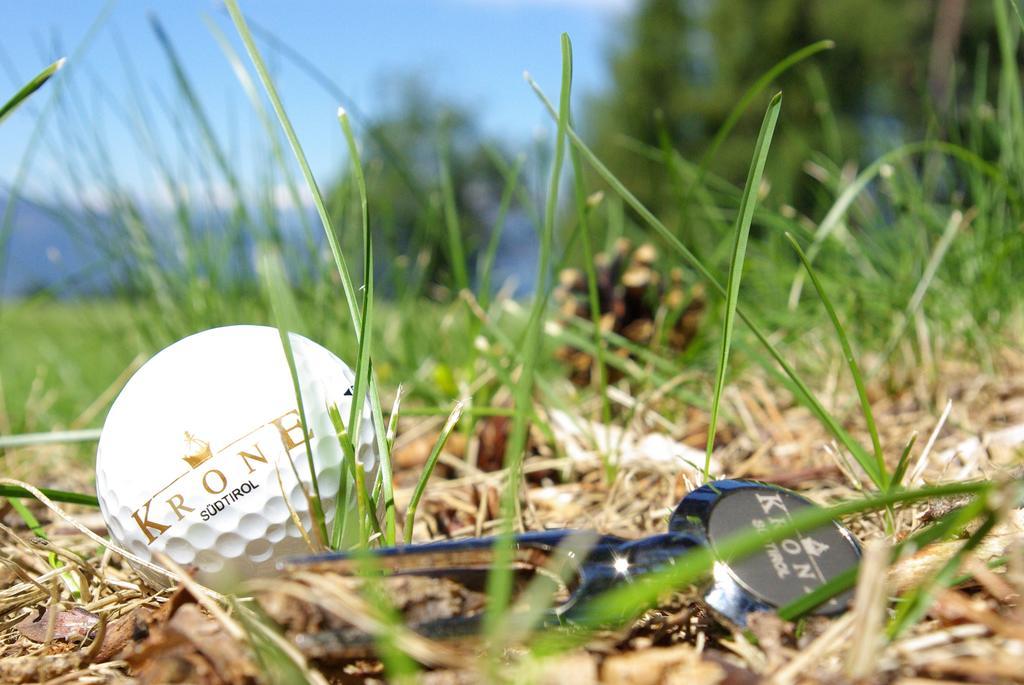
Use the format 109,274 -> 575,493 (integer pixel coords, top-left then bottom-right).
670,479 -> 861,627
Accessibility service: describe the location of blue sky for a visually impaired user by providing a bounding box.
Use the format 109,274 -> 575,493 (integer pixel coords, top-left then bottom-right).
1,0 -> 633,206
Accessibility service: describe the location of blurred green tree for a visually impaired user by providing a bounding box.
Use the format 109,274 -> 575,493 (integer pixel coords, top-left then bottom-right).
586,0 -> 995,218
327,77 -> 506,294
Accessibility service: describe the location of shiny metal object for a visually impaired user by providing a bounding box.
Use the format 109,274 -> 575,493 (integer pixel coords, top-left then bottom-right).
669,479 -> 861,625
280,479 -> 861,633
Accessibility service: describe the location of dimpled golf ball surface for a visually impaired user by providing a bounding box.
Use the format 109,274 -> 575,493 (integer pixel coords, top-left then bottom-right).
96,325 -> 377,588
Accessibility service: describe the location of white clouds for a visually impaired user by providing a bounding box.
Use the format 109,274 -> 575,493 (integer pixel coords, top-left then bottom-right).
56,179 -> 315,215
271,182 -> 315,212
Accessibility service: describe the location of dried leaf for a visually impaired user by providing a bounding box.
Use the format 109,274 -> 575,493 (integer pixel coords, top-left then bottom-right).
93,607 -> 154,662
477,415 -> 510,473
17,606 -> 98,644
125,603 -> 258,684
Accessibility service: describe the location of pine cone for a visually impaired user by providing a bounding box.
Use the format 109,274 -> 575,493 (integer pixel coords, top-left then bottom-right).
553,240 -> 705,385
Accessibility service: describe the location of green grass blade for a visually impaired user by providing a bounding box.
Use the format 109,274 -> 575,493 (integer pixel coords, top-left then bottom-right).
479,153 -> 526,311
438,135 -> 470,294
889,433 -> 918,493
887,509 -> 1000,639
778,566 -> 859,622
368,371 -> 398,545
353,574 -> 423,680
242,14 -> 430,212
531,480 -> 993,656
484,144 -> 543,242
403,401 -> 464,544
779,492 -> 985,620
205,16 -> 316,241
875,209 -> 968,373
557,316 -> 698,388
484,34 -> 574,643
995,0 -> 1024,178
224,0 -> 360,329
526,74 -> 878,482
1010,0 -> 1024,33
462,293 -> 603,456
805,64 -> 842,160
385,386 -> 404,451
785,232 -> 886,487
0,485 -> 99,507
231,598 -> 325,685
336,107 -> 378,539
369,385 -> 403,543
150,16 -> 245,206
258,250 -> 328,548
228,0 -> 393,546
697,41 -> 832,178
329,405 -> 364,548
0,2 -> 113,295
0,428 -> 101,450
328,404 -> 380,547
502,531 -> 600,645
566,109 -> 612,474
788,141 -> 1013,309
333,440 -> 355,549
7,498 -> 46,538
703,92 -> 782,481
0,57 -> 65,126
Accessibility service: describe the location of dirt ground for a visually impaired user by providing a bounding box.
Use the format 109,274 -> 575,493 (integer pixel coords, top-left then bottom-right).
1,349 -> 1022,684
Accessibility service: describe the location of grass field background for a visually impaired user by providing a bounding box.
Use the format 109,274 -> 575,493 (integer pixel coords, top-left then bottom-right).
1,1 -> 1023,682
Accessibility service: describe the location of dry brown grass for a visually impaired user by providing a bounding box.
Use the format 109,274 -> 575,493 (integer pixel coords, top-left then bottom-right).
1,349 -> 1022,683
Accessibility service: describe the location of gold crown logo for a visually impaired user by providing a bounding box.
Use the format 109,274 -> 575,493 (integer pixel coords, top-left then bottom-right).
182,432 -> 213,469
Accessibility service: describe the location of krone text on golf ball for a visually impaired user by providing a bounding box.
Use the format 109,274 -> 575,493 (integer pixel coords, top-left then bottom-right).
131,408 -> 308,545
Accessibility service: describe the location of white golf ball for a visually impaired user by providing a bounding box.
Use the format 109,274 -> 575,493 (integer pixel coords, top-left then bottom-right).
95,325 -> 377,587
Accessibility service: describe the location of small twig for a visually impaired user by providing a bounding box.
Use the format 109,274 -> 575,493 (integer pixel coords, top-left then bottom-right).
0,429 -> 102,450
72,353 -> 145,428
0,478 -> 179,585
846,539 -> 891,678
82,613 -> 107,663
770,613 -> 854,685
909,399 -> 953,485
